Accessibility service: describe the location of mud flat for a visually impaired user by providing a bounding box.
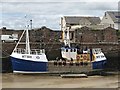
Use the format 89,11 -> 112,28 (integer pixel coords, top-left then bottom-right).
1,73 -> 119,88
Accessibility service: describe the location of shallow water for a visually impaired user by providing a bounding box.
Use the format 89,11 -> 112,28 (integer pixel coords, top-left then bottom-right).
1,73 -> 119,88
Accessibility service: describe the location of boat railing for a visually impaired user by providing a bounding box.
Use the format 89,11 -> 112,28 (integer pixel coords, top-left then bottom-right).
92,48 -> 102,54
30,49 -> 45,55
13,48 -> 45,55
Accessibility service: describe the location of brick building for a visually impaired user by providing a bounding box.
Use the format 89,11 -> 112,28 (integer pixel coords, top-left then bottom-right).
73,27 -> 118,44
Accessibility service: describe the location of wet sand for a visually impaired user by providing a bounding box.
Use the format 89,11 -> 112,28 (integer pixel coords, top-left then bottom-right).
1,73 -> 119,88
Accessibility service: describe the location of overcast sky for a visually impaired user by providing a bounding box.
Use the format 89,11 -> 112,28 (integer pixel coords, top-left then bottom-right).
0,0 -> 119,30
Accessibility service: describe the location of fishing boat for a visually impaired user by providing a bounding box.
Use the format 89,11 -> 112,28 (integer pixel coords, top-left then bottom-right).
10,20 -> 48,73
61,26 -> 107,70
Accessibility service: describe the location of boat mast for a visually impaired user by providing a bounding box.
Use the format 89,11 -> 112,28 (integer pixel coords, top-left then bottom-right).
26,26 -> 30,54
66,27 -> 70,47
63,27 -> 70,47
61,17 -> 71,47
25,16 -> 31,54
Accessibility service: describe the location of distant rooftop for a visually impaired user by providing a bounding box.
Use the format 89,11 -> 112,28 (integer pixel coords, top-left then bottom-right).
64,16 -> 101,25
106,11 -> 120,23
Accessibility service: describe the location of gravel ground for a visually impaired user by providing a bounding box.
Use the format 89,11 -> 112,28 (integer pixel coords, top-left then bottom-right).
1,73 -> 119,88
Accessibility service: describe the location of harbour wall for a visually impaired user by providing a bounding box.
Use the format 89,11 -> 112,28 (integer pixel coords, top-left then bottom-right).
1,43 -> 120,73
1,27 -> 120,72
2,42 -> 120,60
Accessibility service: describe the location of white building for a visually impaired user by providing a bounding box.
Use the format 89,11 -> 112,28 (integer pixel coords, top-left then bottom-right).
101,11 -> 120,30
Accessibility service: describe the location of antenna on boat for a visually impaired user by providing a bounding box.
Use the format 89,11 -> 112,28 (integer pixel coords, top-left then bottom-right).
30,19 -> 32,30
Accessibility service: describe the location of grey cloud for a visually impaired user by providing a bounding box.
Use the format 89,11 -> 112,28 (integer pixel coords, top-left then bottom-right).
31,15 -> 60,29
3,2 -> 117,15
86,2 -> 118,10
1,0 -> 120,2
2,2 -> 118,14
1,1 -> 119,30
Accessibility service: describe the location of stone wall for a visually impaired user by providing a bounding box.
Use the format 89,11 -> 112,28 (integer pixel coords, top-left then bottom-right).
2,42 -> 120,60
1,26 -> 120,59
1,27 -> 118,44
1,27 -> 120,72
74,27 -> 118,43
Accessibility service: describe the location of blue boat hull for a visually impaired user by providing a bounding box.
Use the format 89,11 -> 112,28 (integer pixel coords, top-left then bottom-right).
92,60 -> 107,69
11,57 -> 48,72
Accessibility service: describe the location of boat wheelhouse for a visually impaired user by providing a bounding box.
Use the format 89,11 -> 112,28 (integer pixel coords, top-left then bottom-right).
61,26 -> 107,70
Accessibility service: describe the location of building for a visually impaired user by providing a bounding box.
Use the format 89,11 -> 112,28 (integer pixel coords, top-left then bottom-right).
60,16 -> 101,30
60,16 -> 101,43
101,11 -> 120,30
74,27 -> 118,44
0,27 -> 62,44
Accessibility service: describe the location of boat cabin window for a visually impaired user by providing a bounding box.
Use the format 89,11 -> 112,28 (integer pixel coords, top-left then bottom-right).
42,49 -> 45,53
66,49 -> 68,52
31,51 -> 36,55
96,56 -> 100,58
74,49 -> 76,52
70,49 -> 73,52
101,55 -> 105,58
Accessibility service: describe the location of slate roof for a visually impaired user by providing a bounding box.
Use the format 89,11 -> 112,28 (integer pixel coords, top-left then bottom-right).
64,16 -> 101,25
106,11 -> 120,23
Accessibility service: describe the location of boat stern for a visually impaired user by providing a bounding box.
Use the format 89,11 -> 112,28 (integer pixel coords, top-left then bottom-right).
92,59 -> 107,69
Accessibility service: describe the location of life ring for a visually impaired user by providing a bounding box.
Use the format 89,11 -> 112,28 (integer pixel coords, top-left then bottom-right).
76,55 -> 80,60
36,56 -> 40,59
83,55 -> 87,60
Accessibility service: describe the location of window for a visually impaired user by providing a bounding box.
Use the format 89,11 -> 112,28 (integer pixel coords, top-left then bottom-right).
61,49 -> 64,52
74,49 -> 76,52
66,49 -> 68,52
101,56 -> 104,58
115,16 -> 120,18
9,36 -> 13,39
96,56 -> 100,58
105,12 -> 106,17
